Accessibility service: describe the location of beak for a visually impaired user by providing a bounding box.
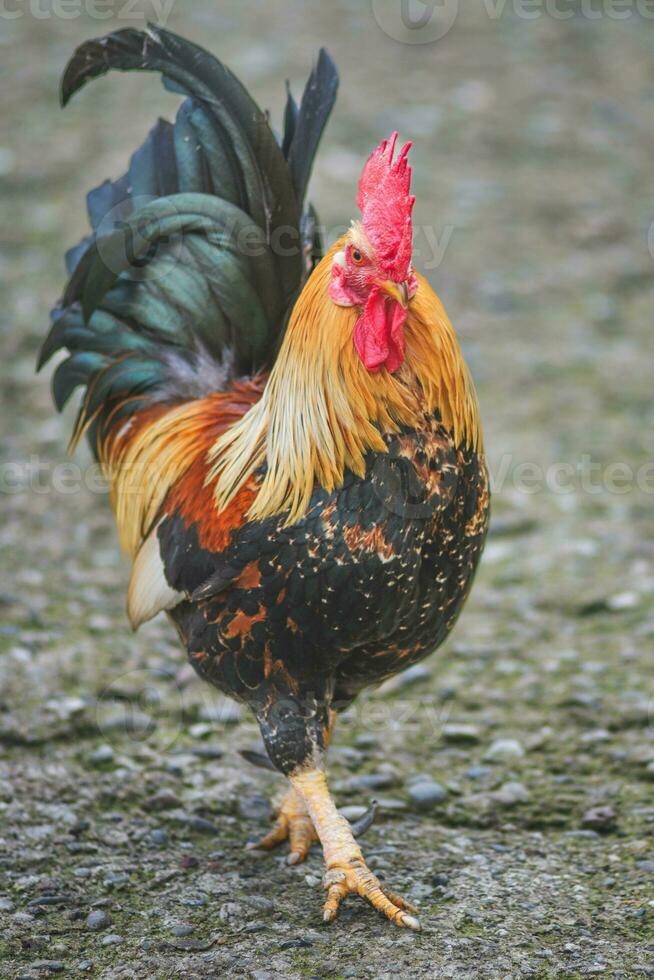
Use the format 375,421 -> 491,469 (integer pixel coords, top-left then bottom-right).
378,280 -> 409,309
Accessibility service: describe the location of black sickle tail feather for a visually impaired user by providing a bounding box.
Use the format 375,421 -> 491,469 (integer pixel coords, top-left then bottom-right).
38,25 -> 338,453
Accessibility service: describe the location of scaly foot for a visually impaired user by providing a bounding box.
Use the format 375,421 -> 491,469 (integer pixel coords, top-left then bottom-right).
323,857 -> 420,929
291,768 -> 421,930
249,786 -> 317,865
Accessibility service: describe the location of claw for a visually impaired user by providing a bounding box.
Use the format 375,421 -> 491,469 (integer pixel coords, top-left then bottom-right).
350,799 -> 378,839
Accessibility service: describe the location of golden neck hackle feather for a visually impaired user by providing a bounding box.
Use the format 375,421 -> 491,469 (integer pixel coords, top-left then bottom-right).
208,239 -> 482,525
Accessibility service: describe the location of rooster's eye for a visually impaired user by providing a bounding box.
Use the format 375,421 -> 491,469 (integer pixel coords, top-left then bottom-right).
351,249 -> 363,264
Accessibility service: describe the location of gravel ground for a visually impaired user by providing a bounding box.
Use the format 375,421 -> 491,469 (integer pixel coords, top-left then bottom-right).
2,3 -> 654,978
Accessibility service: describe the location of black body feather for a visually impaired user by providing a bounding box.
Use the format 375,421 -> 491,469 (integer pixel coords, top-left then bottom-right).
164,416 -> 489,774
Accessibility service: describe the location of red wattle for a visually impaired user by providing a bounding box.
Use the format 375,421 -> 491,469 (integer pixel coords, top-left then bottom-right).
353,287 -> 407,374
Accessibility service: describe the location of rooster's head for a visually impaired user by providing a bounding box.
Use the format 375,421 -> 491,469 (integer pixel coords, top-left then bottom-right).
329,132 -> 417,374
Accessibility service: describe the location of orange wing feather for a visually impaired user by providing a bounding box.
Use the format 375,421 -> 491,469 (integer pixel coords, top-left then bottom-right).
102,375 -> 266,558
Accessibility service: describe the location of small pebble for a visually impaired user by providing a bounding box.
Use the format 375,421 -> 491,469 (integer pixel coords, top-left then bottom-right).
0,898 -> 16,912
171,924 -> 194,937
280,937 -> 312,949
441,723 -> 481,744
579,728 -> 610,744
581,805 -> 617,832
237,795 -> 272,821
87,745 -> 114,766
86,910 -> 111,931
188,722 -> 213,739
330,745 -> 364,766
376,797 -> 408,812
13,912 -> 35,925
354,734 -> 379,750
484,738 -> 525,762
103,872 -> 129,890
607,591 -> 639,611
465,765 -> 492,780
101,933 -> 123,946
27,895 -> 70,908
218,901 -> 242,923
431,873 -> 450,887
408,780 -> 448,810
182,894 -> 208,907
88,613 -> 112,631
243,895 -> 274,913
347,772 -> 397,792
491,781 -> 530,806
186,816 -> 219,835
166,755 -> 197,776
143,790 -> 181,812
148,829 -> 169,847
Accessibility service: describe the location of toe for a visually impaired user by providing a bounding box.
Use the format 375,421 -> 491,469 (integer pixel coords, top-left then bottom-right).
249,797 -> 317,863
379,885 -> 419,915
364,884 -> 421,930
320,863 -> 421,930
250,816 -> 288,851
322,867 -> 349,922
287,813 -> 316,865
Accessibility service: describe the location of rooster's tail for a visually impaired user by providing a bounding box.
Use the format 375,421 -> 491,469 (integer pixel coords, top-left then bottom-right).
38,25 -> 338,454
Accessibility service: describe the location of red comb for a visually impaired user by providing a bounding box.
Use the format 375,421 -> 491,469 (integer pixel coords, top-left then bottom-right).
357,132 -> 415,281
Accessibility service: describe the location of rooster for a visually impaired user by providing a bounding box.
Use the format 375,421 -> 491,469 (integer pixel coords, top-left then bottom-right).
40,26 -> 489,931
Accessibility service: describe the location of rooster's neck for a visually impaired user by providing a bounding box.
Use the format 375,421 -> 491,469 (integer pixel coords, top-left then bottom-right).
208,252 -> 482,525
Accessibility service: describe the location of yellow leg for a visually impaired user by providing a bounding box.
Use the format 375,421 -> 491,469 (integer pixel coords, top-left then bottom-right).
249,711 -> 337,865
249,785 -> 318,865
290,768 -> 420,930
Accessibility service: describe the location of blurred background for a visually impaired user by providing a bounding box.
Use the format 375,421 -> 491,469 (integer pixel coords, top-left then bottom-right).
1,2 -> 654,977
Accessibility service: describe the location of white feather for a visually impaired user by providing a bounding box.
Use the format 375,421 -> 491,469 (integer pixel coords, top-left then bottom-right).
127,525 -> 184,629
